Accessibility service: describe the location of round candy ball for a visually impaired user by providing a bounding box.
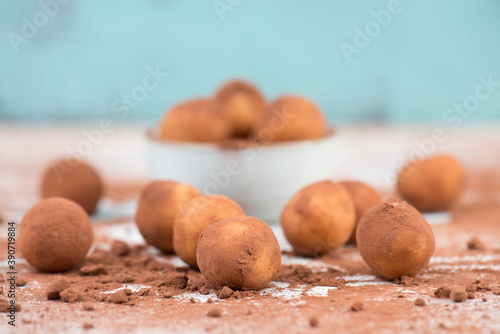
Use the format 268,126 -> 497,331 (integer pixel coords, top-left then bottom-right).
19,197 -> 94,272
357,198 -> 435,280
252,95 -> 327,143
173,194 -> 245,268
160,98 -> 232,143
41,159 -> 103,214
197,216 -> 281,290
280,181 -> 356,256
135,180 -> 201,253
215,80 -> 267,137
397,155 -> 464,212
339,181 -> 382,244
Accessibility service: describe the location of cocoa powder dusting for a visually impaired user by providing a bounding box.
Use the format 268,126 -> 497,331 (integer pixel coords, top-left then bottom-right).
450,286 -> 467,303
207,309 -> 222,318
2,168 -> 500,333
16,276 -> 28,287
434,286 -> 451,299
108,290 -> 128,304
414,298 -> 426,307
82,302 -> 96,311
0,299 -> 21,312
467,236 -> 486,251
111,240 -> 130,256
83,321 -> 94,330
218,286 -> 234,299
80,264 -> 107,276
309,316 -> 319,327
46,277 -> 71,300
351,302 -> 364,312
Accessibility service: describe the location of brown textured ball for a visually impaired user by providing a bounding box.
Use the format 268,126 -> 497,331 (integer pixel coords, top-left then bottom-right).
135,180 -> 201,253
397,155 -> 464,212
339,181 -> 382,244
252,95 -> 327,143
197,216 -> 281,290
280,181 -> 356,256
41,160 -> 103,214
19,197 -> 94,272
173,194 -> 245,268
357,198 -> 436,280
160,98 -> 232,143
215,80 -> 267,137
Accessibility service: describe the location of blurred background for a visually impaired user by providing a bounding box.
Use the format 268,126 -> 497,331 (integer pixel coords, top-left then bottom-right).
1,0 -> 499,123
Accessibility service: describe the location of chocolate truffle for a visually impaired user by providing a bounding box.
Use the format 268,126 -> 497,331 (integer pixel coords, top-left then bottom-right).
339,181 -> 382,244
215,80 -> 266,137
252,95 -> 327,143
356,198 -> 436,280
280,181 -> 356,256
135,180 -> 201,253
173,194 -> 245,268
397,155 -> 464,212
197,216 -> 281,290
19,197 -> 94,272
41,159 -> 103,214
160,98 -> 232,143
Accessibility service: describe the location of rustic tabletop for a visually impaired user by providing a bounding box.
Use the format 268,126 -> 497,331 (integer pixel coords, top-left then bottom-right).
1,123 -> 499,334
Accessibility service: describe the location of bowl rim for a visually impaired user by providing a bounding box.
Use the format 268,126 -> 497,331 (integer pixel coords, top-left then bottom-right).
146,127 -> 336,152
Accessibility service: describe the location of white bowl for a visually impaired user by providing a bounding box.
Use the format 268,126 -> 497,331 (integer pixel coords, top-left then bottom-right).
145,130 -> 337,223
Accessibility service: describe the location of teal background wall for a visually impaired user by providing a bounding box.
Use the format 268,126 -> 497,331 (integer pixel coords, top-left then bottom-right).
1,0 -> 500,123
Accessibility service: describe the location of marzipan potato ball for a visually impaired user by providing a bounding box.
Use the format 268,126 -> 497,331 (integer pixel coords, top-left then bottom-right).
215,80 -> 267,137
41,159 -> 103,214
253,95 -> 327,143
197,216 -> 281,290
397,155 -> 464,212
339,181 -> 382,244
173,194 -> 245,268
19,197 -> 94,272
356,198 -> 436,280
280,181 -> 356,256
160,98 -> 232,143
135,180 -> 201,253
